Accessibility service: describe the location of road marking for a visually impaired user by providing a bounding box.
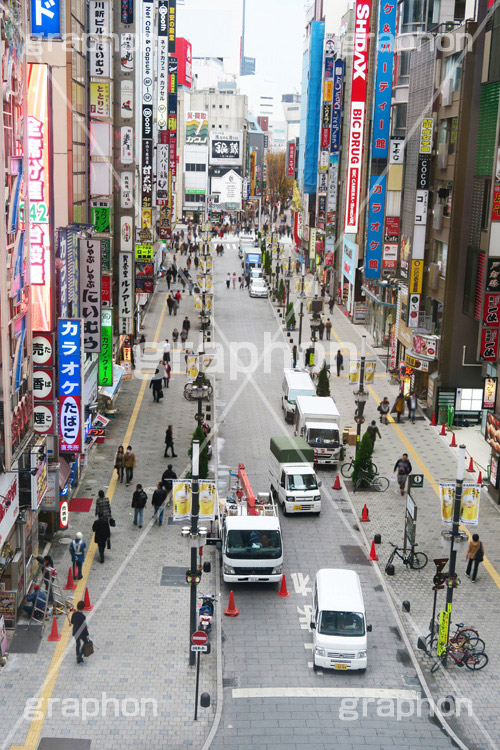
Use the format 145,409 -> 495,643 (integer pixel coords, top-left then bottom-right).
291,572 -> 312,596
232,688 -> 420,700
22,293 -> 169,750
303,642 -> 313,650
297,604 -> 313,629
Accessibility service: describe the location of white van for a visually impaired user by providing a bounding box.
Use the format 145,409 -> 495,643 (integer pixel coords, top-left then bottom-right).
281,369 -> 316,423
310,569 -> 371,672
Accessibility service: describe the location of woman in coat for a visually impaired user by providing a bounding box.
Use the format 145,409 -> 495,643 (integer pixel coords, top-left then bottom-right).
465,534 -> 484,582
392,392 -> 405,423
114,445 -> 124,483
149,369 -> 163,403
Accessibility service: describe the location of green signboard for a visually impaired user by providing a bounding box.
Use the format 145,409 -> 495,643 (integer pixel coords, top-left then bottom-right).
91,201 -> 111,234
101,238 -> 111,271
98,308 -> 113,386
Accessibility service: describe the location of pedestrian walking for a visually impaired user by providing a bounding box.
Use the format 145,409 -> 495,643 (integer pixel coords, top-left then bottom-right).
239,276 -> 244,289
232,272 -> 237,289
161,464 -> 177,504
92,513 -> 110,563
406,391 -> 418,423
163,338 -> 171,363
180,328 -> 188,344
164,424 -> 177,457
325,318 -> 333,341
328,296 -> 335,314
69,532 -> 86,580
95,490 -> 112,523
226,273 -> 231,289
140,334 -> 146,355
335,349 -> 343,376
465,534 -> 484,582
131,484 -> 147,528
70,601 -> 90,664
377,397 -> 390,425
318,320 -> 325,341
367,420 -> 382,446
392,392 -> 405,423
167,293 -> 175,315
166,269 -> 172,290
182,316 -> 191,335
245,272 -> 251,288
292,344 -> 298,369
149,369 -> 163,402
158,360 -> 167,387
172,328 -> 179,342
114,445 -> 125,483
152,482 -> 167,525
165,361 -> 171,388
393,453 -> 412,496
124,445 -> 136,486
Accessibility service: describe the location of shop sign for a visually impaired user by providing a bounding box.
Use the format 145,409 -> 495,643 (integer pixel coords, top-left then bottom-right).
485,258 -> 500,292
0,475 -> 19,549
121,0 -> 133,24
408,293 -> 420,328
186,111 -> 208,145
101,273 -> 111,306
121,126 -> 133,164
168,0 -> 176,52
491,455 -> 499,488
486,412 -> 500,451
483,293 -> 500,327
157,2 -> 168,130
382,243 -> 398,269
89,1 -> 112,78
419,118 -> 433,153
344,0 -> 372,234
157,144 -> 169,205
409,259 -> 424,294
30,444 -> 48,510
33,368 -> 54,400
58,319 -> 83,453
142,140 -> 153,208
371,0 -> 397,158
98,308 -> 113,386
142,0 -> 154,105
365,174 -> 386,278
33,332 -> 54,367
121,172 -> 133,208
79,239 -> 101,353
414,190 -> 428,224
91,200 -> 111,234
101,239 -> 111,272
331,60 -> 343,154
483,377 -> 498,410
60,499 -> 69,529
120,34 -> 134,73
384,216 -> 399,243
120,79 -> 133,117
33,403 -> 55,434
342,237 -> 358,285
90,82 -> 110,117
135,244 -> 153,261
405,354 -> 429,372
492,185 -> 500,222
119,254 -> 133,333
412,334 -> 438,359
480,328 -> 499,361
120,217 -> 133,252
389,138 -> 404,164
287,142 -> 296,177
30,0 -> 61,36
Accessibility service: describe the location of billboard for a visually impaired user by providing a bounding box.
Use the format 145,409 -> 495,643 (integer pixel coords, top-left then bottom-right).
371,0 -> 397,158
30,0 -> 61,36
344,0 -> 372,234
28,64 -> 53,332
176,37 -> 192,87
79,239 -> 102,352
365,175 -> 386,278
58,319 -> 83,454
210,132 -> 243,166
211,170 -> 242,211
186,111 -> 208,145
287,142 -> 296,177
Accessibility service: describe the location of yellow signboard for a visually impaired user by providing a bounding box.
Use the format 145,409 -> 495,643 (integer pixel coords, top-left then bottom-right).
90,82 -> 111,118
437,608 -> 450,656
187,355 -> 199,379
135,244 -> 153,261
409,259 -> 424,294
173,481 -> 192,521
142,209 -> 152,229
199,481 -> 216,520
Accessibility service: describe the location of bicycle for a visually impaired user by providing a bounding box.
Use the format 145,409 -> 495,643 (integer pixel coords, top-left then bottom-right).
425,622 -> 485,654
385,542 -> 428,572
353,468 -> 389,493
430,643 -> 488,672
341,456 -> 378,479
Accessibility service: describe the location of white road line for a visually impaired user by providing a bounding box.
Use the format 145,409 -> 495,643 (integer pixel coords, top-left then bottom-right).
303,642 -> 314,650
232,688 -> 420,700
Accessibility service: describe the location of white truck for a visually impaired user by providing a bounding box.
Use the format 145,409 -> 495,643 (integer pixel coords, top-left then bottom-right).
294,395 -> 342,467
218,464 -> 283,584
269,437 -> 322,516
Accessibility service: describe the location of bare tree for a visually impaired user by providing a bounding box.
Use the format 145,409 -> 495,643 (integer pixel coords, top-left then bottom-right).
266,151 -> 293,213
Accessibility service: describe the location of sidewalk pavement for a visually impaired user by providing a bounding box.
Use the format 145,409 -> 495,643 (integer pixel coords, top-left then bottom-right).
1,274 -> 217,750
278,273 -> 500,750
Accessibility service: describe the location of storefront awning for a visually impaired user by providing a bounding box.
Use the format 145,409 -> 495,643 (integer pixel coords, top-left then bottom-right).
98,364 -> 125,401
362,284 -> 397,308
59,457 -> 72,490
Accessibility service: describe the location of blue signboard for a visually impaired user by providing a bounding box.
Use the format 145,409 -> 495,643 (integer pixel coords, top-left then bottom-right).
371,1 -> 397,158
30,0 -> 62,36
330,60 -> 344,155
58,318 -> 83,453
365,175 -> 387,279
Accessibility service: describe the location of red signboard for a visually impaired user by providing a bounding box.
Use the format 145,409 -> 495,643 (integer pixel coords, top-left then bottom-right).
191,630 -> 208,646
344,0 -> 371,234
102,274 -> 111,306
480,328 -> 499,361
384,216 -> 400,242
169,133 -> 177,177
492,185 -> 500,222
287,141 -> 296,177
483,293 -> 500,327
59,394 -> 82,453
321,127 -> 330,149
324,252 -> 333,266
175,37 -> 192,87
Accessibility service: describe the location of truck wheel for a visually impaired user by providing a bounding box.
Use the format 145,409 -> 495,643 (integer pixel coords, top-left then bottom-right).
282,503 -> 288,516
313,662 -> 319,672
314,511 -> 321,516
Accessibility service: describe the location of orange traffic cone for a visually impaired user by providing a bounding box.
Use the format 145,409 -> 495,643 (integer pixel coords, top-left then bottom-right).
468,457 -> 474,472
450,432 -> 457,448
83,587 -> 93,612
368,540 -> 378,561
332,473 -> 341,490
431,413 -> 437,426
224,591 -> 239,617
478,471 -> 483,485
360,504 -> 370,522
278,574 -> 290,597
64,567 -> 77,591
440,422 -> 446,436
47,615 -> 61,642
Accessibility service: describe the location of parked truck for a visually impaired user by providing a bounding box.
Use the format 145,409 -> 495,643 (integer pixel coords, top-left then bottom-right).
243,248 -> 262,273
294,395 -> 342,467
218,463 -> 283,583
269,437 -> 322,516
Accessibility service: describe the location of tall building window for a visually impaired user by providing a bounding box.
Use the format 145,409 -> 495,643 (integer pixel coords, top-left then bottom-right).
392,103 -> 407,138
401,0 -> 425,33
396,51 -> 411,85
443,53 -> 462,92
432,240 -> 448,277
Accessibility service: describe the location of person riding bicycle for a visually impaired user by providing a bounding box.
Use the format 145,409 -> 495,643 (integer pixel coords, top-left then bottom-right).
393,453 -> 412,496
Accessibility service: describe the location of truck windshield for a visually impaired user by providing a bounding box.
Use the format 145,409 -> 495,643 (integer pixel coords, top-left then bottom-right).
309,428 -> 340,446
318,610 -> 365,636
226,530 -> 282,559
287,474 -> 318,491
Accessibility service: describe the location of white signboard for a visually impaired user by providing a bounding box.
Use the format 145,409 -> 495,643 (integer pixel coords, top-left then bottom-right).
89,1 -> 112,78
120,216 -> 133,252
79,239 -> 102,352
157,35 -> 168,130
156,144 -> 169,204
211,169 -> 242,210
119,253 -> 133,333
414,190 -> 428,225
120,33 -> 134,72
142,0 -> 154,105
209,132 -> 243,166
121,172 -> 133,208
121,80 -> 133,119
121,126 -> 133,164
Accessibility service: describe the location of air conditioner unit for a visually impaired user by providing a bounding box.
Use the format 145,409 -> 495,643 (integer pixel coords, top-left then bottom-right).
441,78 -> 452,106
433,204 -> 444,230
429,263 -> 440,290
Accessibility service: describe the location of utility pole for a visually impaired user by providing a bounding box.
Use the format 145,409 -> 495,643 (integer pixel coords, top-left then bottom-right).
189,440 -> 200,666
298,263 -> 305,347
443,444 -> 465,666
354,335 -> 368,455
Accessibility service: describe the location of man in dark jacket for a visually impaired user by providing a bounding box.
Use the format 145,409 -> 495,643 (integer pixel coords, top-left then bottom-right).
131,484 -> 147,528
367,420 -> 382,446
394,453 -> 413,496
92,512 -> 111,563
182,316 -> 191,334
71,600 -> 89,664
161,464 -> 177,505
335,349 -> 344,376
152,482 -> 167,526
164,425 -> 177,457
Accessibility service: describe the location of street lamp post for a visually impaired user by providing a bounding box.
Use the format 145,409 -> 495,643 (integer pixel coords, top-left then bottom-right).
189,440 -> 200,666
443,444 -> 466,667
354,335 -> 368,455
298,263 -> 305,348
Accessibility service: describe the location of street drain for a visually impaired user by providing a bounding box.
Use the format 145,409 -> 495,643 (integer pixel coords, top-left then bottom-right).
340,545 -> 370,566
396,649 -> 412,666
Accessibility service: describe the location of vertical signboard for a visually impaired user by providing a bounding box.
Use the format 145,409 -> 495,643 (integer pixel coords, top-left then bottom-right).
98,308 -> 113,386
27,64 -> 52,332
30,0 -> 61,36
365,175 -> 386,278
287,141 -> 296,177
408,118 -> 433,325
344,0 -> 372,234
330,60 -> 343,155
371,0 -> 397,158
168,0 -> 176,52
58,319 -> 83,453
141,0 -> 154,216
119,253 -> 133,333
89,1 -> 112,78
79,239 -> 102,352
157,0 -> 169,131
